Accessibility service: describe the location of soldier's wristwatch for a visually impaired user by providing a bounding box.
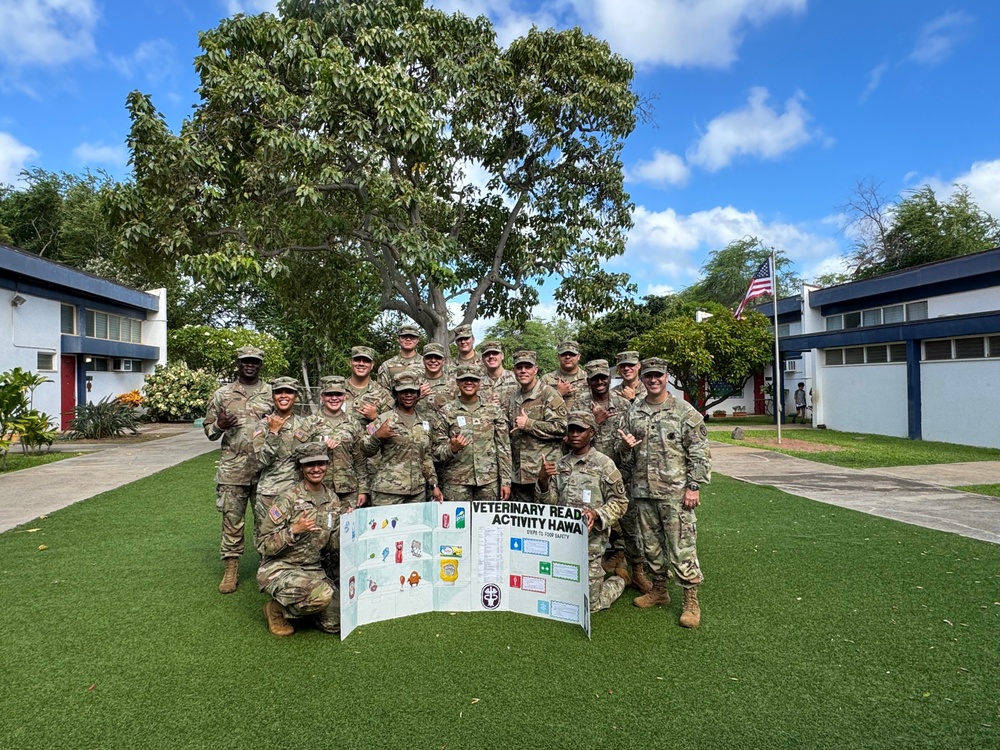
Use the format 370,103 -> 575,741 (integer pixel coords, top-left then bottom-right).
686,481 -> 700,492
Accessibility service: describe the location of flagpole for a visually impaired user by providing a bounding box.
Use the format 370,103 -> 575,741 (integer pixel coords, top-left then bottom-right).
771,249 -> 781,445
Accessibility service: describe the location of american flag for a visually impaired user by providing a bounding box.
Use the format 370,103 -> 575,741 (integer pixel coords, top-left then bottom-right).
734,258 -> 774,319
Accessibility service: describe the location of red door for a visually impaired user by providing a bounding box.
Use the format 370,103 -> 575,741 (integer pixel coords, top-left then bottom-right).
60,355 -> 77,430
753,370 -> 766,414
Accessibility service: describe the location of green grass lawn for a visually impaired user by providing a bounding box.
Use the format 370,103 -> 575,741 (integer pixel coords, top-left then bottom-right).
0,450 -> 76,474
1,453 -> 998,749
958,484 -> 1000,498
712,428 -> 1000,469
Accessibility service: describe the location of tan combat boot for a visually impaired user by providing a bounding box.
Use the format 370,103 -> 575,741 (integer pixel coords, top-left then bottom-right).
601,550 -> 625,574
218,558 -> 239,594
679,586 -> 701,628
630,562 -> 654,594
264,600 -> 294,637
613,563 -> 631,586
633,583 -> 670,608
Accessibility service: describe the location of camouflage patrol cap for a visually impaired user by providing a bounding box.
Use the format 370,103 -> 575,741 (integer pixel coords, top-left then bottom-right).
392,371 -> 422,392
585,359 -> 610,379
567,410 -> 597,430
513,350 -> 537,366
455,364 -> 482,381
616,350 -> 641,366
351,346 -> 375,361
319,375 -> 348,394
640,357 -> 668,376
453,324 -> 474,341
236,345 -> 265,361
480,340 -> 503,354
295,441 -> 330,465
398,324 -> 420,337
271,376 -> 300,393
557,340 -> 580,355
423,342 -> 446,359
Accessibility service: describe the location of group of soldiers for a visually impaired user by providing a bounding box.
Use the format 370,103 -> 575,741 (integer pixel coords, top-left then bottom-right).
203,323 -> 711,638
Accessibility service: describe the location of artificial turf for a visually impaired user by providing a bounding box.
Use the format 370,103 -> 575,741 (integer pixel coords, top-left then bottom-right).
1,454 -> 998,749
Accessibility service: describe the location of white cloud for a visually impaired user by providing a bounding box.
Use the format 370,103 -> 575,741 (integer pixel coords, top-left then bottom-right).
860,62 -> 887,103
909,11 -> 973,66
569,0 -> 807,68
628,149 -> 690,187
0,132 -> 38,185
73,142 -> 128,168
0,0 -> 98,67
923,159 -> 1000,221
109,39 -> 177,85
223,0 -> 276,15
687,87 -> 818,171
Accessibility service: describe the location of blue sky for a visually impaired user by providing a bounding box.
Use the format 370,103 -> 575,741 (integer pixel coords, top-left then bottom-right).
2,0 -> 999,314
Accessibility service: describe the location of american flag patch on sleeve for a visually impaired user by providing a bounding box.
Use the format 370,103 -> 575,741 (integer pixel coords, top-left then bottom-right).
268,505 -> 283,522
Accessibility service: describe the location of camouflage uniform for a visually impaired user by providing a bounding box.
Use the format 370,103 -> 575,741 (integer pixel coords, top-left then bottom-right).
204,375 -> 272,559
541,368 -> 587,412
447,324 -> 484,378
612,351 -> 647,402
361,373 -> 439,505
619,383 -> 711,589
432,391 -> 512,502
345,377 -> 393,425
536,414 -> 629,613
257,479 -> 344,634
376,353 -> 422,392
577,391 -> 631,462
312,378 -> 369,508
418,343 -> 456,419
481,368 -> 518,408
508,357 -> 567,502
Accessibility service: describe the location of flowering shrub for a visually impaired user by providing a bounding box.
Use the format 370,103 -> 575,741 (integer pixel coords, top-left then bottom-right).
142,364 -> 218,422
115,390 -> 143,409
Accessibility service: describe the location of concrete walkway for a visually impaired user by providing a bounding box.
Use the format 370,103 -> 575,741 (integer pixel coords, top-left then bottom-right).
0,426 -> 216,534
711,442 -> 1000,544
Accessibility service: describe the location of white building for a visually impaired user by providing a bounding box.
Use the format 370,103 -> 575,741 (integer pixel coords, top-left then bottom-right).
1,244 -> 166,430
760,248 -> 1000,449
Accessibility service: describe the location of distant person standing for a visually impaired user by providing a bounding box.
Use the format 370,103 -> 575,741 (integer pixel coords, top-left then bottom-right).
508,350 -> 567,502
204,345 -> 273,594
794,382 -> 807,424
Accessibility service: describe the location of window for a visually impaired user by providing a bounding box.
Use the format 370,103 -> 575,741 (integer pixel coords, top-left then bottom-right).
906,301 -> 928,321
85,310 -> 143,342
889,343 -> 907,362
955,338 -> 985,359
37,352 -> 56,370
826,315 -> 843,331
844,311 -> 862,329
866,345 -> 888,363
844,347 -> 865,364
883,305 -> 904,324
84,357 -> 109,372
825,349 -> 843,366
989,336 -> 1000,358
777,324 -> 790,337
924,340 -> 952,360
60,304 -> 76,334
111,359 -> 145,372
862,309 -> 882,327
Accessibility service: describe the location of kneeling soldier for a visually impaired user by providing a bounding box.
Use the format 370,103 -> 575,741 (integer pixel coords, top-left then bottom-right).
257,442 -> 345,637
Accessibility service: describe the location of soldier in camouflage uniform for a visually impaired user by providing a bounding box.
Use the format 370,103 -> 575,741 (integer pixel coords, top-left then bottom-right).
313,376 -> 369,508
536,411 -> 630,613
417,342 -> 455,418
618,357 -> 711,628
257,442 -> 345,637
346,345 -> 393,425
580,359 -> 653,594
542,340 -> 587,411
252,378 -> 318,535
361,371 -> 444,505
449,323 -> 484,377
480,340 -> 518,408
432,364 -> 512,502
204,346 -> 273,594
508,350 -> 568,503
376,324 -> 422,391
612,350 -> 647,403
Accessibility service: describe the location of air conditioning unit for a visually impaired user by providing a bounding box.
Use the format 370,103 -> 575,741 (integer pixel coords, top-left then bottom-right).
112,359 -> 134,372
783,360 -> 798,372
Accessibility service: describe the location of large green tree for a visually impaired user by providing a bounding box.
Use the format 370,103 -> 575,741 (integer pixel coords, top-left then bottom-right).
681,236 -> 800,309
482,318 -> 577,375
576,293 -> 682,362
630,302 -> 774,413
844,181 -> 1000,279
108,0 -> 638,344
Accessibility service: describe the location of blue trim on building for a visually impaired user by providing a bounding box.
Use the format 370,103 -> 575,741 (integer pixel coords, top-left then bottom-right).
753,296 -> 801,324
905,340 -> 921,440
0,244 -> 159,312
61,335 -> 160,360
809,247 -> 1000,315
